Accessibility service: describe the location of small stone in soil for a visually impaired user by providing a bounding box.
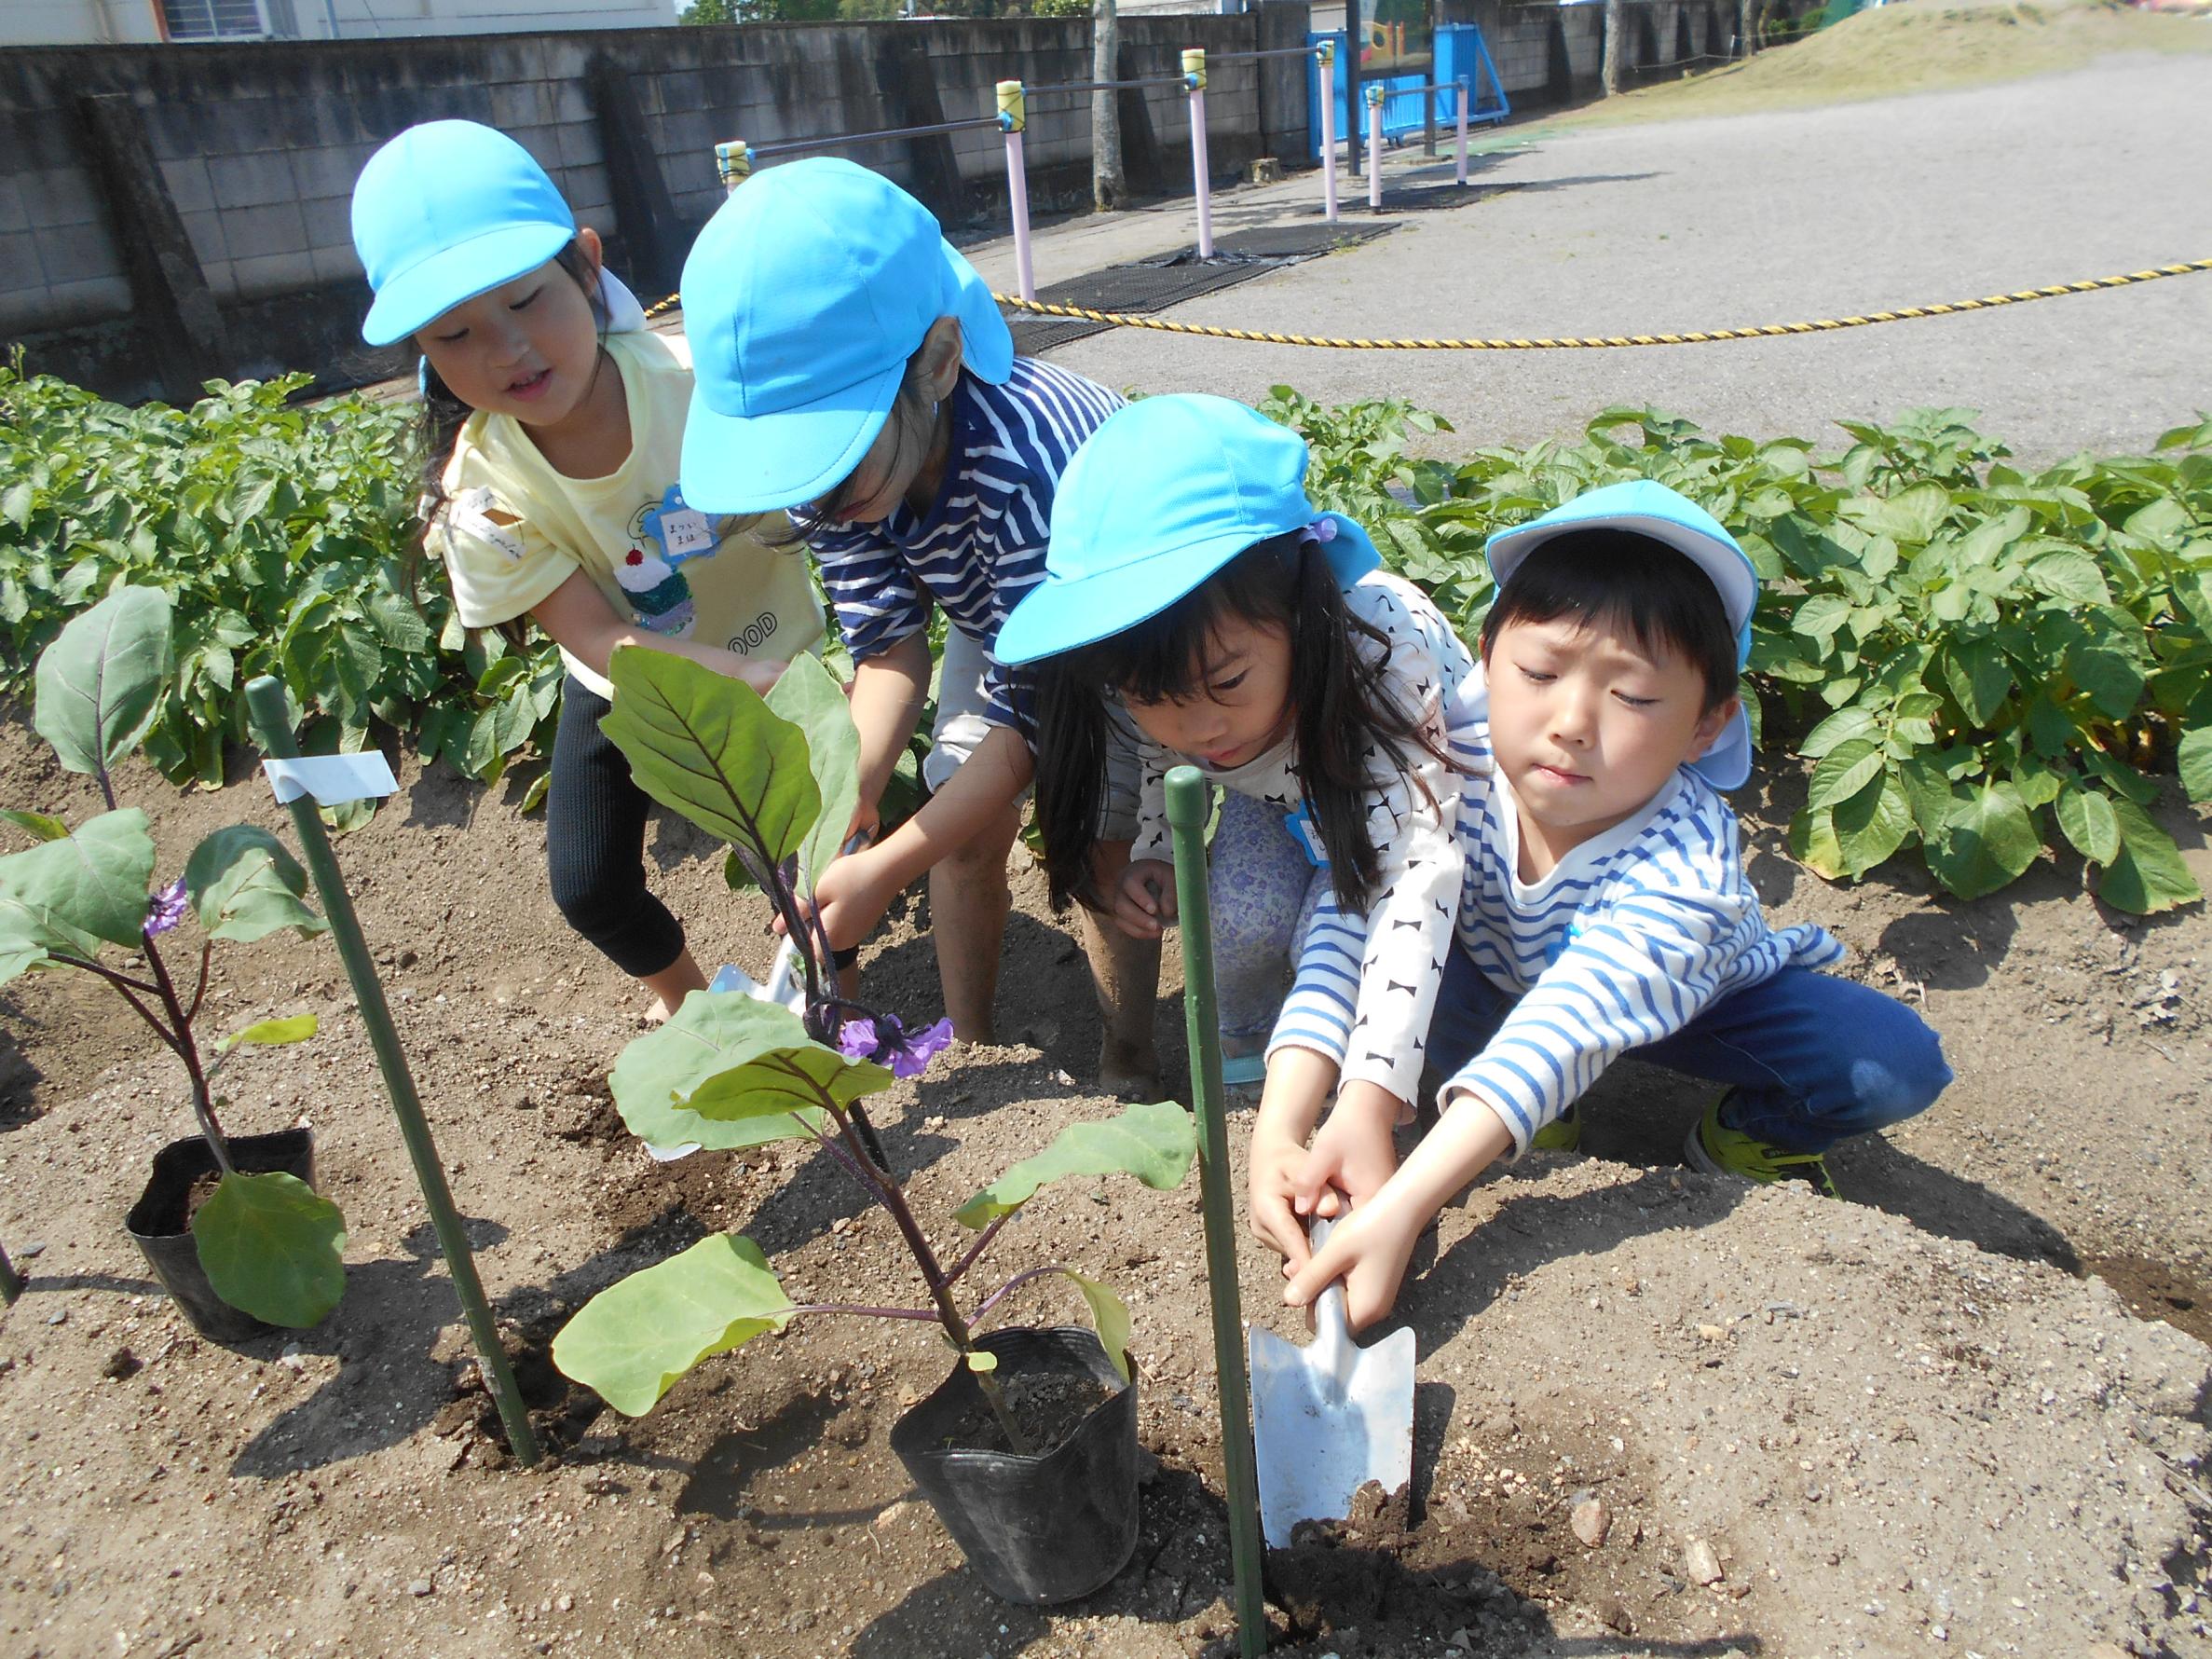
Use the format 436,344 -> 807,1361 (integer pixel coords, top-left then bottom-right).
46,1309 -> 65,1326
407,1579 -> 433,1597
101,1348 -> 142,1380
1570,1495 -> 1611,1548
1684,1539 -> 1723,1585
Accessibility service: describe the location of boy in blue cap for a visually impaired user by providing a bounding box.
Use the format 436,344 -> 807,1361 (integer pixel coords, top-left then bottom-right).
1269,483 -> 1954,1330
675,159 -> 1159,1090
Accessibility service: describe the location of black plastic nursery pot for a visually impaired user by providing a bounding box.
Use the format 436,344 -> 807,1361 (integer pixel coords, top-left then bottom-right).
890,1325 -> 1141,1606
125,1127 -> 317,1344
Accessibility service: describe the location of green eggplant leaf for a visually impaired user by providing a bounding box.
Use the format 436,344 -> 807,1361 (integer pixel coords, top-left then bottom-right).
954,1100 -> 1197,1228
1925,782 -> 2041,901
0,808 -> 157,952
184,825 -> 326,943
552,1234 -> 793,1417
0,810 -> 69,843
216,1014 -> 320,1052
764,653 -> 862,891
33,586 -> 173,785
191,1171 -> 347,1328
2094,800 -> 2203,915
1058,1268 -> 1134,1384
609,992 -> 887,1134
601,646 -> 818,869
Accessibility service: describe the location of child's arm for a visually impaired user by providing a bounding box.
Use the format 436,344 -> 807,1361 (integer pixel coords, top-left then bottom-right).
533,570 -> 784,692
808,723 -> 1033,951
1285,1090 -> 1515,1331
846,633 -> 934,841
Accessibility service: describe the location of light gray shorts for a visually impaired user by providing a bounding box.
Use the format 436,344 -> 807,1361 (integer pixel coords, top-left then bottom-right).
925,625 -> 1141,843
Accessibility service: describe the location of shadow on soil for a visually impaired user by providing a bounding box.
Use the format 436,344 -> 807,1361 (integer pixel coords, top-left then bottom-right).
228,1208 -> 699,1478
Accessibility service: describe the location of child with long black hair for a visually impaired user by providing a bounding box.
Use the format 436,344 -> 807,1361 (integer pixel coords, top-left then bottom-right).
996,393 -> 1483,1236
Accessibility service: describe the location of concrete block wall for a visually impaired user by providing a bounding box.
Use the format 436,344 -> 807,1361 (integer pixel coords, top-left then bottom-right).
2,9 -> 1307,404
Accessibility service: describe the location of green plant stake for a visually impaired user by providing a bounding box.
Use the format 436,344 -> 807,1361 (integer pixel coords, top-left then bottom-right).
1166,765 -> 1269,1658
242,676 -> 539,1467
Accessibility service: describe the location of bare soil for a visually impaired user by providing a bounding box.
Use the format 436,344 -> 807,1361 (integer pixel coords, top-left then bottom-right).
1,689 -> 2208,1659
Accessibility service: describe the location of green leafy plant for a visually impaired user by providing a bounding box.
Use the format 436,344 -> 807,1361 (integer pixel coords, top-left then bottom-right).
552,647 -> 1195,1431
1268,393 -> 2210,914
0,588 -> 344,1326
0,354 -> 561,801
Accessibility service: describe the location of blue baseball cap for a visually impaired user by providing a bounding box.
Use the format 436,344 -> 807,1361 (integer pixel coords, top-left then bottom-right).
352,121 -> 577,348
996,394 -> 1380,666
678,158 -> 1016,516
1484,479 -> 1759,789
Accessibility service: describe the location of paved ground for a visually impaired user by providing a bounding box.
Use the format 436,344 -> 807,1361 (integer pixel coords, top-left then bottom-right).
963,52 -> 2212,463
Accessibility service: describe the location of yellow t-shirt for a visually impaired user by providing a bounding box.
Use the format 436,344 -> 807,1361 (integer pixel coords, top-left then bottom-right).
428,329 -> 822,700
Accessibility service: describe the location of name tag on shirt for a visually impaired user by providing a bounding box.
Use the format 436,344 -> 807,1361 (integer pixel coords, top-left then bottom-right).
1285,802 -> 1330,868
644,487 -> 718,567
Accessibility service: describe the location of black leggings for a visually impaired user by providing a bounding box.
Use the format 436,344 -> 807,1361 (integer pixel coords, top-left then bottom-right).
545,678 -> 687,979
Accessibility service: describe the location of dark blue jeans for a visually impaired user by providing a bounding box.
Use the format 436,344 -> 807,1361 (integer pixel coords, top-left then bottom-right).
1427,946 -> 1951,1154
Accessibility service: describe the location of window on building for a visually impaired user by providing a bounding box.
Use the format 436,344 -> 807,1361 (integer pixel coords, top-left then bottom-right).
161,0 -> 299,40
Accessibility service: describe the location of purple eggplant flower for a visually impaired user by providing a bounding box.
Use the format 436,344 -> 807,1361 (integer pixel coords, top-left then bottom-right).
144,878 -> 188,939
836,1013 -> 956,1080
887,1017 -> 955,1080
837,1018 -> 880,1062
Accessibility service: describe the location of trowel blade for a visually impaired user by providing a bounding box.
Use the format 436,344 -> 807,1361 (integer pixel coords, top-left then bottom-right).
1249,1320 -> 1416,1548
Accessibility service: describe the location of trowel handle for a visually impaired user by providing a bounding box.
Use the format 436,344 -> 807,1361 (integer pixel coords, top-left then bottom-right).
763,937 -> 799,1006
1306,1213 -> 1355,1364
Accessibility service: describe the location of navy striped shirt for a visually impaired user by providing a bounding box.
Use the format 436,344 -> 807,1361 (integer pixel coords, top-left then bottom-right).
804,358 -> 1123,738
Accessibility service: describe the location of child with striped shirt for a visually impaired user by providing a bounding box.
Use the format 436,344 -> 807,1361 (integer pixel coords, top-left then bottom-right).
1273,483 -> 1953,1329
671,160 -> 1159,1090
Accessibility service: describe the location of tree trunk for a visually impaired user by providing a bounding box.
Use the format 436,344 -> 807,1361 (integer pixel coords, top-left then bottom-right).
1740,0 -> 1759,57
1603,0 -> 1623,93
1093,0 -> 1126,212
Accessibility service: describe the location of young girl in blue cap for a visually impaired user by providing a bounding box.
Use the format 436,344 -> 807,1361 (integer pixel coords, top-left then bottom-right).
995,392 -> 1485,1249
674,158 -> 1160,1092
1279,482 -> 1952,1330
351,120 -> 821,1020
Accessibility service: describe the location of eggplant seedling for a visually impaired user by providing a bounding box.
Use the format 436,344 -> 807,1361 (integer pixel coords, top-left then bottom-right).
552,647 -> 1195,1434
0,588 -> 343,1327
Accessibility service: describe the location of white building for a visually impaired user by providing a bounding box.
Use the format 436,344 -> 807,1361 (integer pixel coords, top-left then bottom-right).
0,0 -> 677,46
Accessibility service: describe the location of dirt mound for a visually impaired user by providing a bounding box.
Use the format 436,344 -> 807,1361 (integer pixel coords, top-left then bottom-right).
1569,1 -> 2212,126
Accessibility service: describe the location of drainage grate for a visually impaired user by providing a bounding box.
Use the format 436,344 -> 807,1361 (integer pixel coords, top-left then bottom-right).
1006,220 -> 1397,355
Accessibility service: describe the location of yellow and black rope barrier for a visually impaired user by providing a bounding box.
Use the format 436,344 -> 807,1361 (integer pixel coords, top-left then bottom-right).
639,256 -> 2212,349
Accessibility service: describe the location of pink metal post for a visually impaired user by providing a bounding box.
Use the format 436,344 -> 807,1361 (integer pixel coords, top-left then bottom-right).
1454,76 -> 1469,185
1183,48 -> 1213,260
997,80 -> 1035,303
1366,87 -> 1383,213
1318,42 -> 1339,225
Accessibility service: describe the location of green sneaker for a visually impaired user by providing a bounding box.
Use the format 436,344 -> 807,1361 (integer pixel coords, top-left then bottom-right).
1684,1093 -> 1839,1199
1530,1105 -> 1580,1154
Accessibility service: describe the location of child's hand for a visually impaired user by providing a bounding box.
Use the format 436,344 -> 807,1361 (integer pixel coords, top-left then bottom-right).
1283,1190 -> 1425,1333
1247,1123 -> 1319,1273
1111,859 -> 1178,939
1291,1081 -> 1401,1220
805,843 -> 899,953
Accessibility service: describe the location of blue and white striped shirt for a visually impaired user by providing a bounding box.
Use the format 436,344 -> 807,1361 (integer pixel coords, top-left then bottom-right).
1282,706 -> 1842,1151
804,358 -> 1123,739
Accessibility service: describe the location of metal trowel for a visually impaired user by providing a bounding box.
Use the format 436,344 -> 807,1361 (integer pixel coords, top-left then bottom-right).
1248,1212 -> 1416,1547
